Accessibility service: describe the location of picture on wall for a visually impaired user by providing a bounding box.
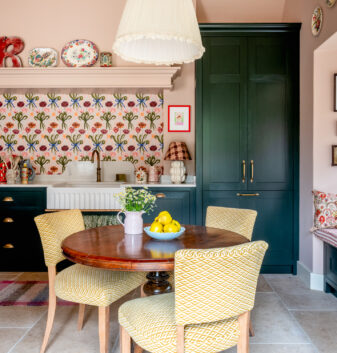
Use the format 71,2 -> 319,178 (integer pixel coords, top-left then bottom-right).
335,74 -> 337,111
332,145 -> 337,166
168,105 -> 191,132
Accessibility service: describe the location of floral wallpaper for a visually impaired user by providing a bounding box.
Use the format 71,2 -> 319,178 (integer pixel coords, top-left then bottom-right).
0,92 -> 164,174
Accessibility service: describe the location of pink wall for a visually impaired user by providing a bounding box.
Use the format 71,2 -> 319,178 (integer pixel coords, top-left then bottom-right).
1,0 -> 287,176
283,0 -> 337,273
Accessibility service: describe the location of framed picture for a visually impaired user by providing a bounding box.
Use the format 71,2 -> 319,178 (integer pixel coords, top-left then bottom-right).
332,145 -> 337,166
335,74 -> 337,111
168,105 -> 191,132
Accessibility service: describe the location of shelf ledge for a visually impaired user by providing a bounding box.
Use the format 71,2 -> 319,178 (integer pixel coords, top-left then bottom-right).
0,67 -> 180,89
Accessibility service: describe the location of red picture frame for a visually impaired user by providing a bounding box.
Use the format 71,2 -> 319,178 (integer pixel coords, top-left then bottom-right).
168,105 -> 191,132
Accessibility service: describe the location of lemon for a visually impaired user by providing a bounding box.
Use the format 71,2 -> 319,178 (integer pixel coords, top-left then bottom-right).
172,220 -> 181,231
158,211 -> 170,217
157,213 -> 173,225
150,221 -> 163,233
163,223 -> 179,233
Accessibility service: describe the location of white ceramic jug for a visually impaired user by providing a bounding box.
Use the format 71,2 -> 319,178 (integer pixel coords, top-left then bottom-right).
117,210 -> 145,234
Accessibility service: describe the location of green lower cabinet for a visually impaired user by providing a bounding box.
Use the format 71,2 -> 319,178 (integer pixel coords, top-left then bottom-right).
0,188 -> 47,271
203,190 -> 294,273
142,188 -> 196,225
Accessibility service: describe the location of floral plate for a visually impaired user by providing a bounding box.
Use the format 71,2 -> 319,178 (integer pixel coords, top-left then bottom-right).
312,6 -> 323,36
326,0 -> 336,8
61,39 -> 99,67
28,48 -> 58,67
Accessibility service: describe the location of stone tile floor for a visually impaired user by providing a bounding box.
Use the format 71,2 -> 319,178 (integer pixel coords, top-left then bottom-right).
0,273 -> 336,353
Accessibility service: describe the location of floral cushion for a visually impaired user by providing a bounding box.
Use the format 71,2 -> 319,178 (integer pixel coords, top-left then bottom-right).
313,190 -> 337,229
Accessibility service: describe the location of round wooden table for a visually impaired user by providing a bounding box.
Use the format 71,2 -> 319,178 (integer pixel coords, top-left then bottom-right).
62,224 -> 248,296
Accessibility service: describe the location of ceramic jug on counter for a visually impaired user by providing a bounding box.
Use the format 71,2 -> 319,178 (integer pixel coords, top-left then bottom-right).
117,210 -> 145,235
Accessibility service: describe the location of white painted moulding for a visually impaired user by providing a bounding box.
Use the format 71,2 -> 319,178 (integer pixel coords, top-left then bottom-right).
0,67 -> 180,89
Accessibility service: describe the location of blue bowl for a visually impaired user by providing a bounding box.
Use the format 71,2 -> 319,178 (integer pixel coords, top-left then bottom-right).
144,226 -> 185,241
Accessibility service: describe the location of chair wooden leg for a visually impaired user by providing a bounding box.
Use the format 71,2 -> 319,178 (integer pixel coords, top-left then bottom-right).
78,304 -> 86,331
140,284 -> 146,298
120,325 -> 131,353
98,306 -> 110,353
177,325 -> 185,353
40,266 -> 57,353
237,311 -> 249,353
249,317 -> 255,337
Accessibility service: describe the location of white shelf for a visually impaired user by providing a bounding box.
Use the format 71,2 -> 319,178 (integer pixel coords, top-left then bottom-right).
0,67 -> 180,89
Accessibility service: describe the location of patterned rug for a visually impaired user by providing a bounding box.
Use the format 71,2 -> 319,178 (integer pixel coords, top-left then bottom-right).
0,281 -> 75,306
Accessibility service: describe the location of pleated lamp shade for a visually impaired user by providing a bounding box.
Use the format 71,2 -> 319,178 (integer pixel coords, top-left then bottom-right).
112,0 -> 205,65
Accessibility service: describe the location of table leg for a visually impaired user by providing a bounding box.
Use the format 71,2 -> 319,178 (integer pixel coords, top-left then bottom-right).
143,271 -> 172,296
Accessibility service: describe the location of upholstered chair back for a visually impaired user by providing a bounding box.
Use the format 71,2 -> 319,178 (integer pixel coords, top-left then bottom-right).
34,210 -> 85,266
175,241 -> 268,326
206,206 -> 257,241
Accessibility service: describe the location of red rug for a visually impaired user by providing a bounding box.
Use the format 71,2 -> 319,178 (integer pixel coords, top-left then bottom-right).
0,281 -> 76,306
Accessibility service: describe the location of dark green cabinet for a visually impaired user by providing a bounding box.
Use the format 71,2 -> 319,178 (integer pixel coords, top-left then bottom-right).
197,24 -> 300,273
0,188 -> 46,271
141,188 -> 196,225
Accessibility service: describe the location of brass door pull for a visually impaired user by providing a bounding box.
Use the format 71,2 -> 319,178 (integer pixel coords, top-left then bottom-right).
3,217 -> 14,223
3,243 -> 14,249
2,196 -> 14,202
236,193 -> 260,197
242,160 -> 246,183
156,193 -> 166,198
250,160 -> 254,183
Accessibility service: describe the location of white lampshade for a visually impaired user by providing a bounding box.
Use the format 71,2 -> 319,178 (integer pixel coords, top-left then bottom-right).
112,0 -> 205,65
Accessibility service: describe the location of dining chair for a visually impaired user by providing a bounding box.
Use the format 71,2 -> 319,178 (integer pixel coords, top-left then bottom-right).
34,210 -> 146,353
119,240 -> 268,353
206,206 -> 257,241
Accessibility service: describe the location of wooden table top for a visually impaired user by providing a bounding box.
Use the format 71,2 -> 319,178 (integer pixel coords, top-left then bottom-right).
62,224 -> 248,271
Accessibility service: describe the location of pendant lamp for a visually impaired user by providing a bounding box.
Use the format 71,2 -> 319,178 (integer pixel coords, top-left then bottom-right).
113,0 -> 205,65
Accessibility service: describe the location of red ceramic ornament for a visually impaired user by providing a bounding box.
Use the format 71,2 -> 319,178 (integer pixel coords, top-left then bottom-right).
0,36 -> 24,67
0,162 -> 7,183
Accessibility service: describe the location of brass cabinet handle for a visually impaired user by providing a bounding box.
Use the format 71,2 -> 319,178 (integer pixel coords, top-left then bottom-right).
155,193 -> 166,198
242,160 -> 246,183
3,217 -> 14,223
2,196 -> 14,202
236,193 -> 260,197
3,243 -> 14,249
250,160 -> 254,183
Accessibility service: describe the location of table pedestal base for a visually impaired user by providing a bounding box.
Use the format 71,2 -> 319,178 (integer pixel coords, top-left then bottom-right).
143,271 -> 172,296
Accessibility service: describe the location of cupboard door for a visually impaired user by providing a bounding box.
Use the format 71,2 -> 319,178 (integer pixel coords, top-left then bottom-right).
247,36 -> 294,191
142,189 -> 195,225
203,191 -> 295,273
202,36 -> 248,191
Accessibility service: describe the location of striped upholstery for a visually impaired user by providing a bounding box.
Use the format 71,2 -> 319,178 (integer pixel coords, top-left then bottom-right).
119,241 -> 268,352
35,210 -> 85,266
206,206 -> 257,241
55,264 -> 145,307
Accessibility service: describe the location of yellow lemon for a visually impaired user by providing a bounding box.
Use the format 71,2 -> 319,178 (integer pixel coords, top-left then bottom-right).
157,213 -> 173,225
158,211 -> 170,217
150,221 -> 163,233
172,220 -> 181,231
163,223 -> 179,233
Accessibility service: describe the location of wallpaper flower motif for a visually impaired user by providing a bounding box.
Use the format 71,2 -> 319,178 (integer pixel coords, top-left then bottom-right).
0,93 -> 164,175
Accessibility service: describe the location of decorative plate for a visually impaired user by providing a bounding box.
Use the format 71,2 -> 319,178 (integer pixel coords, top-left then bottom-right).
61,39 -> 99,67
28,48 -> 58,67
144,226 -> 185,241
312,6 -> 323,36
326,0 -> 336,8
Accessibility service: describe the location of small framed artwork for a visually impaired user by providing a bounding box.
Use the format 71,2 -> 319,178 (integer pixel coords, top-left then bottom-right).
332,145 -> 337,166
334,74 -> 337,111
168,105 -> 191,132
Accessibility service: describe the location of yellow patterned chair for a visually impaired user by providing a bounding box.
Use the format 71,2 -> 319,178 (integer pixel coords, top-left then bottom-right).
119,241 -> 268,353
206,206 -> 257,241
34,210 -> 146,353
